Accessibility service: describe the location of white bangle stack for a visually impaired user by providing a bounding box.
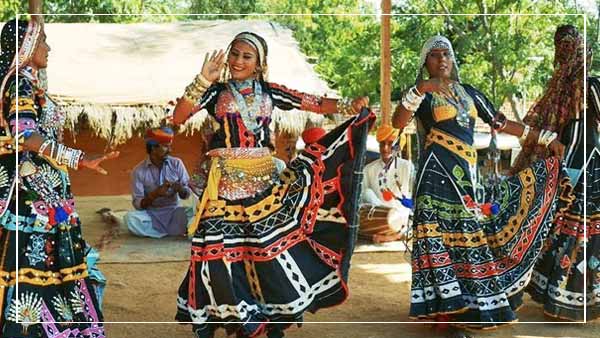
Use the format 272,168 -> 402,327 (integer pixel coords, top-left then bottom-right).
519,125 -> 530,145
537,129 -> 558,147
38,139 -> 52,154
401,86 -> 425,112
38,140 -> 84,169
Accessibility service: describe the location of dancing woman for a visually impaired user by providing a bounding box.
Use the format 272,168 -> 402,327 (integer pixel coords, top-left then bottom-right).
0,18 -> 118,337
515,24 -> 600,322
392,35 -> 565,337
172,31 -> 373,338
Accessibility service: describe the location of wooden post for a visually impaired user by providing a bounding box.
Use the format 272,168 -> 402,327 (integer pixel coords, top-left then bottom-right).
406,134 -> 412,161
380,0 -> 392,125
28,0 -> 43,22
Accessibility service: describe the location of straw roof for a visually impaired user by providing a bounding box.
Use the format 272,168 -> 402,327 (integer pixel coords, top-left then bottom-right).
41,20 -> 332,144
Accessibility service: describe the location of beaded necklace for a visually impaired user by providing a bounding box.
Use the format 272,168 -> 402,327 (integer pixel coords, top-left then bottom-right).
228,79 -> 262,131
445,84 -> 471,128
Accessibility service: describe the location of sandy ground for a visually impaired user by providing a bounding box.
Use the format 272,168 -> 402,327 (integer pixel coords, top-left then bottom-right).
75,196 -> 600,338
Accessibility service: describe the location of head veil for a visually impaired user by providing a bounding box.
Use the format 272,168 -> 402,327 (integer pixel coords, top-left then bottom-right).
221,31 -> 269,82
0,18 -> 43,129
416,35 -> 460,84
511,24 -> 587,173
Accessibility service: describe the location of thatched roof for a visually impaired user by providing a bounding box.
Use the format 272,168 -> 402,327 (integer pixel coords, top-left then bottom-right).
42,20 -> 331,144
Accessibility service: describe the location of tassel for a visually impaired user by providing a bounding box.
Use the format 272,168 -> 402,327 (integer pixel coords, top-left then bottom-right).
481,202 -> 500,217
62,203 -> 74,215
560,255 -> 571,269
54,206 -> 69,223
491,203 -> 500,215
400,195 -> 413,209
434,314 -> 451,333
48,207 -> 57,226
462,195 -> 477,209
382,189 -> 394,202
481,203 -> 492,216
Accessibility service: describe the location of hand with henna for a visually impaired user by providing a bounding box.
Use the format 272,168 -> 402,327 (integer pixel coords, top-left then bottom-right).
79,151 -> 120,175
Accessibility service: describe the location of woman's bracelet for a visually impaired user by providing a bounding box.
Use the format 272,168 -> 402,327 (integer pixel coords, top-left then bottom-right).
38,139 -> 84,169
38,139 -> 52,154
519,125 -> 530,144
401,86 -> 425,112
183,73 -> 211,102
537,129 -> 558,147
336,98 -> 355,115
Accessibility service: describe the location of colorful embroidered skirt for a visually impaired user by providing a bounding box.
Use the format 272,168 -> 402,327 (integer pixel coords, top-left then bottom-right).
0,155 -> 105,338
527,147 -> 600,321
176,110 -> 374,337
409,145 -> 562,329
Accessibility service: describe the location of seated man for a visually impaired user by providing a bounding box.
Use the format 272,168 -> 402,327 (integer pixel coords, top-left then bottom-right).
124,127 -> 193,238
360,124 -> 414,243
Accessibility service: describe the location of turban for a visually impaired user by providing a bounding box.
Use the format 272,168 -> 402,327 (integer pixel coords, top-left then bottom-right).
301,127 -> 326,144
376,124 -> 399,143
145,127 -> 174,145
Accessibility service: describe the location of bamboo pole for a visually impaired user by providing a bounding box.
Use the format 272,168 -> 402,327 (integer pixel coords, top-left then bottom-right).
29,0 -> 47,90
29,0 -> 43,22
380,0 -> 392,125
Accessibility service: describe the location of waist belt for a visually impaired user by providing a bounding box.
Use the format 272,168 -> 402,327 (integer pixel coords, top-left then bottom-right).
425,128 -> 476,166
188,147 -> 277,236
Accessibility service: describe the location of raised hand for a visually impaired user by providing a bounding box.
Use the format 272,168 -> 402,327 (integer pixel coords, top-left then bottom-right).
79,151 -> 120,175
201,49 -> 226,83
416,78 -> 454,98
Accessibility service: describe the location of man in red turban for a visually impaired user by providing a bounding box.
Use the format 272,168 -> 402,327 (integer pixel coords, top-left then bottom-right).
124,127 -> 194,238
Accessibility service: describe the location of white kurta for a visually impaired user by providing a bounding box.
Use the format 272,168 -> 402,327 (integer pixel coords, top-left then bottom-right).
361,157 -> 414,231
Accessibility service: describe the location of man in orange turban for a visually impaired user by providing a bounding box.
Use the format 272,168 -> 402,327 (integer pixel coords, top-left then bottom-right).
360,124 -> 414,243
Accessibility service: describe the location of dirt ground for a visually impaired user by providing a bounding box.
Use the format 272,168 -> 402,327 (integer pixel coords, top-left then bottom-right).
75,196 -> 600,338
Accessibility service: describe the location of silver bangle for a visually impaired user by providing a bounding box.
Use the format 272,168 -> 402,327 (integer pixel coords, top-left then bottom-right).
401,86 -> 425,112
537,129 -> 557,147
56,143 -> 64,164
47,142 -> 84,169
38,139 -> 52,155
547,132 -> 558,147
49,141 -> 56,159
519,125 -> 530,145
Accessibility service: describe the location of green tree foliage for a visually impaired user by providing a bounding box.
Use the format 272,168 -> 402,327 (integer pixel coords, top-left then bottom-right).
187,0 -> 257,19
0,0 -> 27,22
1,0 -> 185,23
1,0 -> 596,106
258,0 -> 379,99
390,0 -> 592,112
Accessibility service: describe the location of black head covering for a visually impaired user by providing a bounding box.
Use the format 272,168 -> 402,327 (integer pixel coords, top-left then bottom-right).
0,19 -> 31,86
0,18 -> 42,128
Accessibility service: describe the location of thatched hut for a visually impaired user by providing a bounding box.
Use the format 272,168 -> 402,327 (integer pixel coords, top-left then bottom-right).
41,20 -> 332,195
